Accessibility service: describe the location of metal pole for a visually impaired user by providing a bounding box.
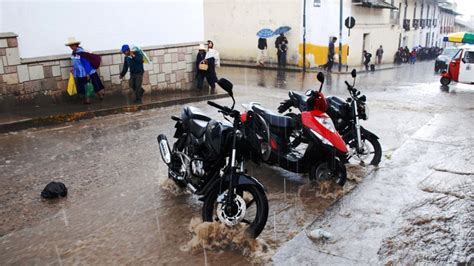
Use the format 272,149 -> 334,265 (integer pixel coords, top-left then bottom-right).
303,0 -> 307,72
338,0 -> 343,72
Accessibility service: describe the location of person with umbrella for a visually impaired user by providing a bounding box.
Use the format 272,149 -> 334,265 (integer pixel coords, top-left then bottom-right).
275,33 -> 288,67
257,37 -> 267,67
256,28 -> 273,67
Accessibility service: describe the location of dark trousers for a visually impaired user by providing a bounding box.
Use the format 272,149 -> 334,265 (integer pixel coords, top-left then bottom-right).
130,73 -> 144,100
277,52 -> 287,67
197,71 -> 216,90
327,55 -> 334,72
364,61 -> 370,70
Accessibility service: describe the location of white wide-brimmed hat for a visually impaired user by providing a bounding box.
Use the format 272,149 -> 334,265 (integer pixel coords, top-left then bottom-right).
65,37 -> 81,46
198,44 -> 206,50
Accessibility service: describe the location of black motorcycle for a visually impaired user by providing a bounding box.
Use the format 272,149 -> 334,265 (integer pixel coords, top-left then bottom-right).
157,78 -> 268,238
279,70 -> 382,166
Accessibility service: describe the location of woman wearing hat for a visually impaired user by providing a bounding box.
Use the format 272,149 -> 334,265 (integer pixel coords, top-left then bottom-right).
65,37 -> 105,104
195,43 -> 216,91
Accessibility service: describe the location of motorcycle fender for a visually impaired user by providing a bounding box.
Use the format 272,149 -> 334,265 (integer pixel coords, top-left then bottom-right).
198,173 -> 266,201
343,126 -> 379,142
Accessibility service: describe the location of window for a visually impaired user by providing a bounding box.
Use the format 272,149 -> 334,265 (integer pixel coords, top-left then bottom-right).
453,49 -> 462,60
464,51 -> 474,64
314,0 -> 321,7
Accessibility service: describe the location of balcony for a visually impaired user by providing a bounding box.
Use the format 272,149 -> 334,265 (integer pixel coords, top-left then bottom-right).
390,10 -> 400,25
433,19 -> 437,27
412,19 -> 419,29
427,19 -> 431,27
403,19 -> 410,31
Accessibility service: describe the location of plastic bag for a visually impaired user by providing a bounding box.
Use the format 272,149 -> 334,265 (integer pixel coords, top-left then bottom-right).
85,82 -> 95,98
132,45 -> 151,64
67,73 -> 77,96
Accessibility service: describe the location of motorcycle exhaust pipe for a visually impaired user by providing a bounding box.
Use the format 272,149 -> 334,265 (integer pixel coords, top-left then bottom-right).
157,134 -> 172,165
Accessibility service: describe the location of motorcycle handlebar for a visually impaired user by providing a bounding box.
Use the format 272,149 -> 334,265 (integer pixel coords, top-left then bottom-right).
208,101 -> 234,116
208,100 -> 225,111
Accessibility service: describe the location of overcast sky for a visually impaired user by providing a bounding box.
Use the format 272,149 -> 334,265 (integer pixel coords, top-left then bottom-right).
456,0 -> 474,21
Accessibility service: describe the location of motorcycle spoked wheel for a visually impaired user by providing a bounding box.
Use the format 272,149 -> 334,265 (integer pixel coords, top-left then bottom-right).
309,160 -> 347,186
346,134 -> 382,166
202,184 -> 268,238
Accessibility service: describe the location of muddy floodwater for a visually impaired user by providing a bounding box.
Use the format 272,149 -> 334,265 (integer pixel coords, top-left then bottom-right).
1,62 -> 473,264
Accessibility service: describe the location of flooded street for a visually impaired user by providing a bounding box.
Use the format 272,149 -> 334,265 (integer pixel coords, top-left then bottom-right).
1,61 -> 473,264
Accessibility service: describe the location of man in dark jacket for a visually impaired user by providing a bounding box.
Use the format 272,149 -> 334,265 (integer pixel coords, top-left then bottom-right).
363,50 -> 372,70
275,33 -> 287,66
120,44 -> 145,103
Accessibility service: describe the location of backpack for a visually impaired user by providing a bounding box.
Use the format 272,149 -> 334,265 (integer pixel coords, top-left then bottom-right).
41,181 -> 68,199
80,52 -> 101,69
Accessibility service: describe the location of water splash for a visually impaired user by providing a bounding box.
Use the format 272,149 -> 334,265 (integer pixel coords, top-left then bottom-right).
158,177 -> 186,196
182,218 -> 274,264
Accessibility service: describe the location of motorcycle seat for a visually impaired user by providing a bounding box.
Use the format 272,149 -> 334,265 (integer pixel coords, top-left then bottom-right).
252,105 -> 294,128
183,106 -> 212,122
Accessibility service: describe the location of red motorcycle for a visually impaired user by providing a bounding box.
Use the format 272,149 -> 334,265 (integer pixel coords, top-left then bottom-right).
242,72 -> 348,185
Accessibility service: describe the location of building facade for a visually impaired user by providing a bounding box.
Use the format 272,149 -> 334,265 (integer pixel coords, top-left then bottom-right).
205,0 -> 461,68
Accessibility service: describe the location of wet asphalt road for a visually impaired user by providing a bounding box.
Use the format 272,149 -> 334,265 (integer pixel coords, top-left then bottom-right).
0,61 -> 473,264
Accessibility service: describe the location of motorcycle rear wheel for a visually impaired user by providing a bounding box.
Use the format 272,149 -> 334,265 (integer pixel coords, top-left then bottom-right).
202,184 -> 268,238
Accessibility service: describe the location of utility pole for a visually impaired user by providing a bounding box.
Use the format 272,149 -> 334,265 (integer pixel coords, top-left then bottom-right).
303,0 -> 307,72
338,0 -> 343,72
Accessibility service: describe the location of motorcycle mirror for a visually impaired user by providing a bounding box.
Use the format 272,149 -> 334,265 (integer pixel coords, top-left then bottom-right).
351,69 -> 357,78
317,72 -> 324,92
217,78 -> 234,97
316,72 -> 325,84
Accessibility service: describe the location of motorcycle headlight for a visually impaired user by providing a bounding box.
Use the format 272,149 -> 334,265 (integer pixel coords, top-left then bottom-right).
310,129 -> 333,147
315,116 -> 336,133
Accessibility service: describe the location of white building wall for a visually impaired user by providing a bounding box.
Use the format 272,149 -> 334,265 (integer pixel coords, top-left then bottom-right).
0,0 -> 204,58
204,0 -> 302,65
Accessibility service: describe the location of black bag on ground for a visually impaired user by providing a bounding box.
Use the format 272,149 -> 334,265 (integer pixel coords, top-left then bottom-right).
370,64 -> 375,71
41,182 -> 68,199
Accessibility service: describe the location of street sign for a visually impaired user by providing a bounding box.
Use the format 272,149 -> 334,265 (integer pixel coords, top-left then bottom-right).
345,16 -> 356,36
345,16 -> 356,29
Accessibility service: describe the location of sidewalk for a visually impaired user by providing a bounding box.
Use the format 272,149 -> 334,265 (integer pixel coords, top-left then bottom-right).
221,59 -> 403,74
0,89 -> 226,133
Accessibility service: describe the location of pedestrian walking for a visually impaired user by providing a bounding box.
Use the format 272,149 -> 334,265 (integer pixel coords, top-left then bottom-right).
65,37 -> 105,104
410,49 -> 417,64
326,37 -> 337,72
196,44 -> 216,91
376,45 -> 384,64
119,44 -> 145,103
363,50 -> 372,71
275,33 -> 287,66
257,37 -> 267,67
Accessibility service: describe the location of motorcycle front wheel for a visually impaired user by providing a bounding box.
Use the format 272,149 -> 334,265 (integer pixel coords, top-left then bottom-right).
310,159 -> 347,186
347,134 -> 382,166
202,184 -> 268,238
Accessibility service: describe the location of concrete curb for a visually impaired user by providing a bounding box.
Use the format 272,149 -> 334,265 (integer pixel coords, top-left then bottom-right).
0,93 -> 227,133
221,62 -> 302,72
221,62 -> 403,74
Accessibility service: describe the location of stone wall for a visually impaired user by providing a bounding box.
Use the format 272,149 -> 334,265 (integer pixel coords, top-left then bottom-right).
0,32 -> 199,102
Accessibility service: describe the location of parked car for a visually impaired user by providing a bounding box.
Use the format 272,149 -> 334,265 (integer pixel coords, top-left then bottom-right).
435,47 -> 459,72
